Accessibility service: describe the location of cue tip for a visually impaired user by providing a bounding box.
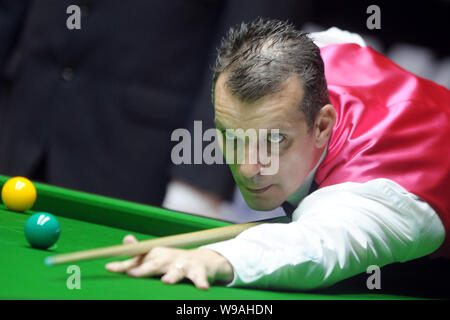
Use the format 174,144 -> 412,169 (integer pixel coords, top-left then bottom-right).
44,257 -> 54,266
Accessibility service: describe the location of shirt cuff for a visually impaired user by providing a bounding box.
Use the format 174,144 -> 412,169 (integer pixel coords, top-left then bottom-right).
201,238 -> 254,287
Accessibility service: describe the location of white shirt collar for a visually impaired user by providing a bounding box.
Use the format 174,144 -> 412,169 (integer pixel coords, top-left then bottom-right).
287,146 -> 328,206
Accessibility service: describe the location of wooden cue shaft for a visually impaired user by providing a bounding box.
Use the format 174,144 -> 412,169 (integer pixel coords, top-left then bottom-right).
45,222 -> 262,266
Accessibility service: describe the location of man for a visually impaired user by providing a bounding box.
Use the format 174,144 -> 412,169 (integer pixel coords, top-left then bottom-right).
106,19 -> 450,291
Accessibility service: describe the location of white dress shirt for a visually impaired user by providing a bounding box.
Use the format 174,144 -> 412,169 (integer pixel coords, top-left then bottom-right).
203,178 -> 445,290
200,28 -> 446,290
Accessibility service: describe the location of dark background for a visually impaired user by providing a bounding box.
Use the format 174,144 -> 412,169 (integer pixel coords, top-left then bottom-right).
310,0 -> 449,57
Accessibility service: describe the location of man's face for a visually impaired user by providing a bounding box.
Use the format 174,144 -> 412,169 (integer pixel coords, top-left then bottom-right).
214,73 -> 323,211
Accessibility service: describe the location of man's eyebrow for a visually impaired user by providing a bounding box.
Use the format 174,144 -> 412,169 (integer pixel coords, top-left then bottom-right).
262,124 -> 292,132
274,125 -> 291,132
215,118 -> 291,131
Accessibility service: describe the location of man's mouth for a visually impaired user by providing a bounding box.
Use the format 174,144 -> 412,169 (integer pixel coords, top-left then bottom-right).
245,184 -> 273,194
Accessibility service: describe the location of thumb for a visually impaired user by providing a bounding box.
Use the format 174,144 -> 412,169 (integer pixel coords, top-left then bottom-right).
123,234 -> 138,244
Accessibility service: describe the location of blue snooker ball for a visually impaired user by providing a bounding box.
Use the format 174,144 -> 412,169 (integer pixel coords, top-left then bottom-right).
24,212 -> 61,249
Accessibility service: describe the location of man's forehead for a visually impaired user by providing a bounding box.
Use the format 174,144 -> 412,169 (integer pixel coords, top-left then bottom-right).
214,71 -> 304,99
214,114 -> 294,131
214,73 -> 305,130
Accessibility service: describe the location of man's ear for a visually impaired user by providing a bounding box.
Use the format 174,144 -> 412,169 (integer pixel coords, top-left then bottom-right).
313,104 -> 336,148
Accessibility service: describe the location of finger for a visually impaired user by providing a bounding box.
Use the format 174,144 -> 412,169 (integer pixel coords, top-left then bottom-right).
161,263 -> 186,285
123,234 -> 138,244
106,256 -> 142,273
105,234 -> 141,272
127,260 -> 166,278
186,267 -> 210,290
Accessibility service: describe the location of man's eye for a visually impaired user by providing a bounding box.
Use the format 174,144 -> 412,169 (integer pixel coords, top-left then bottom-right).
268,132 -> 285,143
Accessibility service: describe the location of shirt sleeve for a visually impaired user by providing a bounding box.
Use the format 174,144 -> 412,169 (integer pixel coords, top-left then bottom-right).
309,26 -> 366,48
201,178 -> 445,290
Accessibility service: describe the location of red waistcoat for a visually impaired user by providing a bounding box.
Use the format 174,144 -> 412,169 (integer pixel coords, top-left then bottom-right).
316,44 -> 450,257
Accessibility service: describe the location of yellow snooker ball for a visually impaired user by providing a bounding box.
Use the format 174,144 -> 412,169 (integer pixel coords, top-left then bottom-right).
1,176 -> 37,212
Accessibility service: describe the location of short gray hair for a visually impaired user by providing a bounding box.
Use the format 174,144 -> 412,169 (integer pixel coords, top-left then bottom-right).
212,18 -> 330,128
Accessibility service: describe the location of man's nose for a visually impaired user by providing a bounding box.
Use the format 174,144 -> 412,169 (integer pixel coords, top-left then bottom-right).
238,162 -> 262,180
235,137 -> 264,179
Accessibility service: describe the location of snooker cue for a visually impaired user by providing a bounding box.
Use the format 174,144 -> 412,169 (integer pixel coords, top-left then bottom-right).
45,221 -> 262,266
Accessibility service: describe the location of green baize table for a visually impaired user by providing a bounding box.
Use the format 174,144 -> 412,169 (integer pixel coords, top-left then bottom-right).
0,175 -> 418,299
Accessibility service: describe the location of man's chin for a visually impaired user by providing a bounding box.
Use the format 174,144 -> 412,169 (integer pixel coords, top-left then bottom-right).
244,197 -> 283,212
